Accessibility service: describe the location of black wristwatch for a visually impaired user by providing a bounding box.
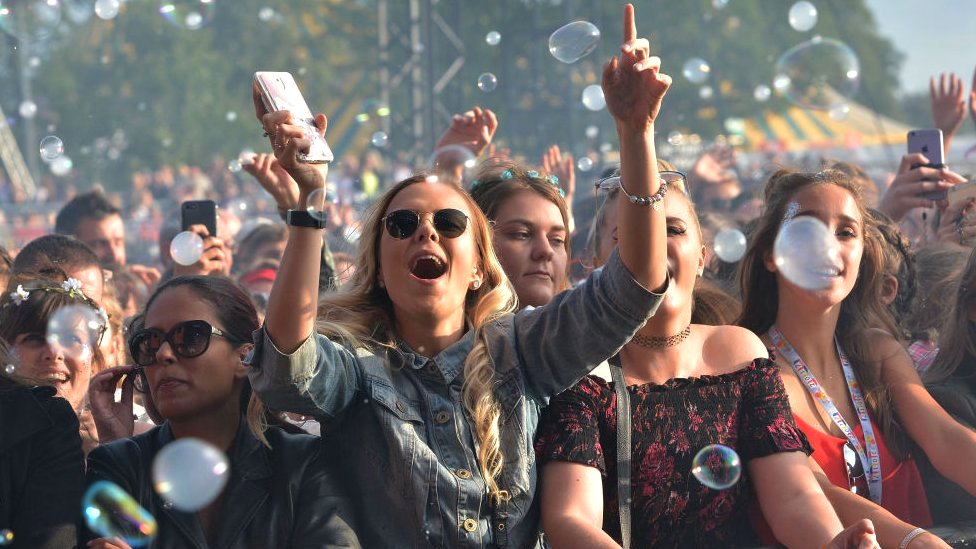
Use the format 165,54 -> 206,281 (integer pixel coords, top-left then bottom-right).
286,209 -> 327,229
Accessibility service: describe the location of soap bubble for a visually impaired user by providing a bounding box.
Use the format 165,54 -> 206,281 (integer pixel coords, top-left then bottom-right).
581,85 -> 606,111
682,57 -> 711,84
305,186 -> 337,223
46,305 -> 103,363
18,100 -> 37,119
238,148 -> 256,166
548,21 -> 600,64
699,86 -> 714,100
227,159 -> 242,173
49,155 -> 73,176
585,125 -> 599,139
225,111 -> 237,122
788,1 -> 818,32
753,84 -> 772,102
485,30 -> 501,46
0,529 -> 11,545
773,37 -> 859,110
153,438 -> 230,512
713,228 -> 747,263
774,216 -> 842,291
0,0 -> 62,43
258,6 -> 275,22
83,481 -> 157,546
667,131 -> 684,146
712,0 -> 729,8
94,0 -> 120,20
577,156 -> 594,172
4,364 -> 14,375
169,231 -> 204,266
158,0 -> 214,30
829,103 -> 850,121
428,145 -> 477,184
39,135 -> 64,161
370,131 -> 389,148
477,73 -> 497,93
692,444 -> 742,490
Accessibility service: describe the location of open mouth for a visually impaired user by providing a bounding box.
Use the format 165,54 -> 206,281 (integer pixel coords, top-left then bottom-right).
411,255 -> 447,280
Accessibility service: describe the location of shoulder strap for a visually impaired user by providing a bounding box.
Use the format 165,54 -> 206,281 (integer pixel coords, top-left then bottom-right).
610,366 -> 632,549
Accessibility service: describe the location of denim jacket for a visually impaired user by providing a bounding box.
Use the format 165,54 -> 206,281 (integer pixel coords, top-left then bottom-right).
249,249 -> 666,548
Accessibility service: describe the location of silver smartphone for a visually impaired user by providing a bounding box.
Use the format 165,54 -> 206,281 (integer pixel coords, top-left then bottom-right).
907,129 -> 946,200
254,71 -> 334,164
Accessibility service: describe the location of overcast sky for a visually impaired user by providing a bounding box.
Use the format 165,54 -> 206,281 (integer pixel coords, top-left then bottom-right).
866,0 -> 976,95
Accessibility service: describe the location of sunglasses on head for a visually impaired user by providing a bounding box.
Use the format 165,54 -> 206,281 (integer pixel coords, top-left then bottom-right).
382,208 -> 469,240
843,442 -> 866,496
594,170 -> 689,194
128,319 -> 236,368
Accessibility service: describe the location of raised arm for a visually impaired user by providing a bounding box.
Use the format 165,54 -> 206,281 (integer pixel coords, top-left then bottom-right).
253,81 -> 329,353
602,3 -> 669,292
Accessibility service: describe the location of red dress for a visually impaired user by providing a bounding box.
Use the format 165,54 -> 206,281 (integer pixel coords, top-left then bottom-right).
794,414 -> 932,526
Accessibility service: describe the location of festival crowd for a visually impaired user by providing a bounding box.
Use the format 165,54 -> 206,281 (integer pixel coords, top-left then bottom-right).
5,5 -> 976,548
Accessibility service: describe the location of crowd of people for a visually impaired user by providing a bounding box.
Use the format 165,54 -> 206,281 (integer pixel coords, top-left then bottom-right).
4,4 -> 976,548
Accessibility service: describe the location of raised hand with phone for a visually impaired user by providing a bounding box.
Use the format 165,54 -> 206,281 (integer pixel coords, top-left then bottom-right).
877,130 -> 967,223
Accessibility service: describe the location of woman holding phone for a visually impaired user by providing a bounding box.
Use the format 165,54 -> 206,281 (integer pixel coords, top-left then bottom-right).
248,5 -> 671,546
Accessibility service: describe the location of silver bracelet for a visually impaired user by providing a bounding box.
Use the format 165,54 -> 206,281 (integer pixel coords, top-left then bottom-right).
899,527 -> 926,549
619,178 -> 669,210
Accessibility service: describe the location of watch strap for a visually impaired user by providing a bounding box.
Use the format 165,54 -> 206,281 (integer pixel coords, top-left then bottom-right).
286,209 -> 327,229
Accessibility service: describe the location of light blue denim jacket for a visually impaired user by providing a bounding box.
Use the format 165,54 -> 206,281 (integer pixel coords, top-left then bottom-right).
248,249 -> 665,548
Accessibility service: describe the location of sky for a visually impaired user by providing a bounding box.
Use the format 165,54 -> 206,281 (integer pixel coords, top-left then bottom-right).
866,0 -> 976,95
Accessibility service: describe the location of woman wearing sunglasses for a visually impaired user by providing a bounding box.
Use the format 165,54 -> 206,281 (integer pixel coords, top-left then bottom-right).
469,161 -> 571,309
248,6 -> 672,546
737,169 -> 965,548
83,276 -> 359,549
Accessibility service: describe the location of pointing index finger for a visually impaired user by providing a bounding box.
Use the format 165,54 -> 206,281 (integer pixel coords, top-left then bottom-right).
623,3 -> 636,43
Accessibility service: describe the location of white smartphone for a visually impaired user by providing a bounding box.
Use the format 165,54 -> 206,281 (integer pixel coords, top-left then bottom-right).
254,71 -> 334,164
907,128 -> 946,200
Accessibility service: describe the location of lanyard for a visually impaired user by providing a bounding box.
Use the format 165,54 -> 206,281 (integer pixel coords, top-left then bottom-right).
768,326 -> 883,504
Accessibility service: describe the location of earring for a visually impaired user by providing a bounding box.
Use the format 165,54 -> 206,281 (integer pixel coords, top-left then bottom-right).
471,279 -> 482,290
378,280 -> 386,289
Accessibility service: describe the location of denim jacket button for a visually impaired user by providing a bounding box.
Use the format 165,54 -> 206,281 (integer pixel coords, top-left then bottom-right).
395,400 -> 407,414
462,518 -> 478,532
455,468 -> 472,479
434,411 -> 451,424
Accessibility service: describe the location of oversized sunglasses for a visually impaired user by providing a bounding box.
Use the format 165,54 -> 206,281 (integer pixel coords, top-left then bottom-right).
382,208 -> 469,240
843,442 -> 866,496
128,320 -> 237,368
594,170 -> 688,194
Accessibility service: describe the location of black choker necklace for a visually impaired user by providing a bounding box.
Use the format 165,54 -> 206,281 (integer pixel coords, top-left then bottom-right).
631,325 -> 692,349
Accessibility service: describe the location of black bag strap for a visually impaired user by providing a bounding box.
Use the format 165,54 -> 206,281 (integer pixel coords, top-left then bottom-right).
610,365 -> 632,549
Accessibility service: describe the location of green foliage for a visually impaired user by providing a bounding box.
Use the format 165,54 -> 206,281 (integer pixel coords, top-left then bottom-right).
3,0 -> 906,190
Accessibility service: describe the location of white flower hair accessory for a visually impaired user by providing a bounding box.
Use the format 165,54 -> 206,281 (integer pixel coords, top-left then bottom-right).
9,285 -> 29,306
61,278 -> 84,295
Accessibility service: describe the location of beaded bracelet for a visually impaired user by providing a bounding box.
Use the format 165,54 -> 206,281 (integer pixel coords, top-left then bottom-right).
619,177 -> 669,209
899,527 -> 926,549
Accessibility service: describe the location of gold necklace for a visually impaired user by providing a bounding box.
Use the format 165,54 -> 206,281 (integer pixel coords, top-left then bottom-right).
631,325 -> 692,349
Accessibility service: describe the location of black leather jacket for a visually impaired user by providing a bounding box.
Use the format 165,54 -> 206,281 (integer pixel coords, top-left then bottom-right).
84,418 -> 360,549
0,381 -> 84,549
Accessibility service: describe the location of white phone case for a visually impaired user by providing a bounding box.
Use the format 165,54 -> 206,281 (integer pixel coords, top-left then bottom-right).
255,71 -> 334,164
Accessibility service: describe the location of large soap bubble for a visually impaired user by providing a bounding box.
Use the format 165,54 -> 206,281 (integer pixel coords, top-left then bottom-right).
428,145 -> 477,184
39,135 -> 64,161
83,481 -> 157,546
94,0 -> 120,20
682,58 -> 711,84
548,21 -> 600,64
169,231 -> 204,266
305,185 -> 338,223
773,216 -> 842,291
485,30 -> 501,46
773,37 -> 860,111
158,0 -> 214,30
692,444 -> 742,490
47,304 -> 103,363
477,72 -> 498,93
152,438 -> 230,512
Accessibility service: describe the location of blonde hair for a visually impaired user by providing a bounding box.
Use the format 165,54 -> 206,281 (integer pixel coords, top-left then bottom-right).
314,175 -> 518,502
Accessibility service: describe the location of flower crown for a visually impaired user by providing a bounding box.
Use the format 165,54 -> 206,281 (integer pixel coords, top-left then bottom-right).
469,169 -> 565,197
5,278 -> 109,328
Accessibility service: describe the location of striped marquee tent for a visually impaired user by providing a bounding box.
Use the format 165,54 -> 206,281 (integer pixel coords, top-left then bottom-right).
739,99 -> 913,152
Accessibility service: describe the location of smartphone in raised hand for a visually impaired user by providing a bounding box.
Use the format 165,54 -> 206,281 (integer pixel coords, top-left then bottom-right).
254,71 -> 334,164
181,200 -> 218,236
908,128 -> 947,200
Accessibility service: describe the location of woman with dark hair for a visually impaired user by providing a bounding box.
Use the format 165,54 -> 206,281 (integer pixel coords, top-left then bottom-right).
469,161 -> 571,308
0,340 -> 85,549
84,276 -> 358,548
737,168 -> 971,547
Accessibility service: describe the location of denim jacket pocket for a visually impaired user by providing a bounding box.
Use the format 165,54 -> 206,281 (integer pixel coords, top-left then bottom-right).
366,377 -> 427,500
494,372 -> 534,517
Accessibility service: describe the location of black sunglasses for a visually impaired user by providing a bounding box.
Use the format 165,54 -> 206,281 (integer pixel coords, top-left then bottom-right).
382,208 -> 469,240
843,442 -> 866,496
128,320 -> 236,368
